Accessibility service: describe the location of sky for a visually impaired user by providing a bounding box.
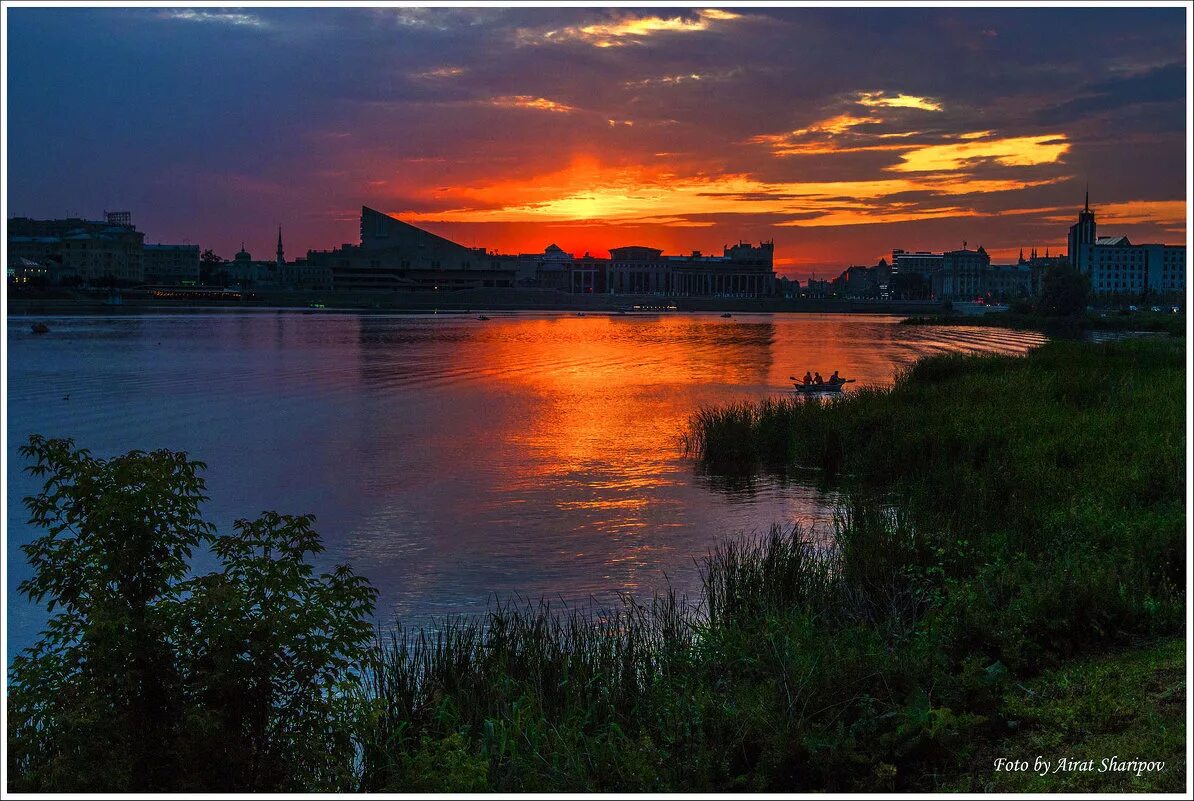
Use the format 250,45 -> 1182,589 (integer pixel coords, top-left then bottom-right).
4,4 -> 1188,280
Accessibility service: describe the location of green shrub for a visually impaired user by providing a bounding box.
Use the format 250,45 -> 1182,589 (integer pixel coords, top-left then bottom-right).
8,437 -> 377,792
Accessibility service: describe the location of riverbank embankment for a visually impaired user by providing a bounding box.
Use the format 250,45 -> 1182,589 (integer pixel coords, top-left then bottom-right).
7,288 -> 947,316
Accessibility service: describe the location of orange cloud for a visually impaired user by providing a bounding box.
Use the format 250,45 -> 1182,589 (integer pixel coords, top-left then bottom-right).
486,95 -> 576,113
1093,199 -> 1186,227
856,91 -> 943,111
540,8 -> 742,47
398,158 -> 1065,227
891,133 -> 1070,172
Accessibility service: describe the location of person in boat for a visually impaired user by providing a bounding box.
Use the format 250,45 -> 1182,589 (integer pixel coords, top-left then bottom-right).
801,371 -> 813,385
829,370 -> 842,385
813,371 -> 824,385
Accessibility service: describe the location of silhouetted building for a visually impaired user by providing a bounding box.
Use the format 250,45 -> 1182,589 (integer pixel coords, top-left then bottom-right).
604,241 -> 776,296
803,278 -> 831,298
891,249 -> 943,279
224,243 -> 278,287
307,207 -> 516,291
1067,187 -> 1097,275
984,263 -> 1034,299
143,244 -> 199,285
934,246 -> 991,300
777,276 -> 800,298
517,243 -> 573,288
507,239 -> 776,296
8,212 -> 145,284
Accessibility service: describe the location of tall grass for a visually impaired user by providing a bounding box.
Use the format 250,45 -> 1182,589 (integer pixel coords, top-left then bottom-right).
360,513 -> 962,791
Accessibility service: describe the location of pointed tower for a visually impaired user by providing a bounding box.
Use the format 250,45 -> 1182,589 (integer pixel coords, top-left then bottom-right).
1018,248 -> 1025,264
276,226 -> 285,270
1068,185 -> 1097,275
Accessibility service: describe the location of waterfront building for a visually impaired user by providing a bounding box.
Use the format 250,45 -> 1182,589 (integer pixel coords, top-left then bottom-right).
891,245 -> 1052,300
143,243 -> 200,286
307,207 -> 517,292
829,259 -> 891,299
984,263 -> 1034,299
517,243 -> 574,288
604,241 -> 776,297
891,249 -> 943,279
569,252 -> 608,293
279,258 -> 334,291
7,211 -> 144,284
803,278 -> 831,298
7,256 -> 51,285
6,235 -> 66,281
224,244 -> 279,288
934,246 -> 991,300
483,238 -> 776,296
1064,192 -> 1186,297
1083,237 -> 1185,297
776,276 -> 801,298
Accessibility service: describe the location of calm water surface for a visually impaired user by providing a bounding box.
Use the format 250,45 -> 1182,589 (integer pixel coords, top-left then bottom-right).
6,311 -> 1045,652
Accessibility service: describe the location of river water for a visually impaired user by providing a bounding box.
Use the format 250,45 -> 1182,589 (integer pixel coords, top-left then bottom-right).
5,310 -> 1045,653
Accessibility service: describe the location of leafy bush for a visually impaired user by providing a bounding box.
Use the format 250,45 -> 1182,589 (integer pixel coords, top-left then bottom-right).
7,437 -> 377,792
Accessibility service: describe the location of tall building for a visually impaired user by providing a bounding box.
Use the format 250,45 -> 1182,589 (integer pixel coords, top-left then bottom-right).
1067,187 -> 1097,274
1066,191 -> 1186,297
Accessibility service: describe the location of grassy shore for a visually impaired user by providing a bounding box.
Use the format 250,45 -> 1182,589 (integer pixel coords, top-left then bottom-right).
902,310 -> 1185,338
673,337 -> 1185,791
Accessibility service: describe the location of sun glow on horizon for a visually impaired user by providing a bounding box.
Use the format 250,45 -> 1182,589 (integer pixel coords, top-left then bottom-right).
396,157 -> 1069,228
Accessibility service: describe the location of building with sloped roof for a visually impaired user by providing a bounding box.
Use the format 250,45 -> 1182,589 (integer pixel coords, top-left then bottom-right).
306,207 -> 517,291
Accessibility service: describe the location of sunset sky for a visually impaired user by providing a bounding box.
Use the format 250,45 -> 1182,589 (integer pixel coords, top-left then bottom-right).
5,5 -> 1188,280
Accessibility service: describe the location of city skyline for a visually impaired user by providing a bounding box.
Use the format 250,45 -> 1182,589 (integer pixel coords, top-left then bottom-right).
5,5 -> 1188,280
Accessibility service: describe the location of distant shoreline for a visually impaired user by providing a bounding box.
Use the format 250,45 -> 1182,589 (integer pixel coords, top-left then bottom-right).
7,289 -> 947,317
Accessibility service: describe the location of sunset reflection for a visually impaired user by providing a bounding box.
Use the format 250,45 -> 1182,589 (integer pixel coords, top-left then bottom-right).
6,312 -> 1046,642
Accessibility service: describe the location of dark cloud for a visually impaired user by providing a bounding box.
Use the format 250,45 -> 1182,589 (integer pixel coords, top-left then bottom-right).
1036,62 -> 1186,125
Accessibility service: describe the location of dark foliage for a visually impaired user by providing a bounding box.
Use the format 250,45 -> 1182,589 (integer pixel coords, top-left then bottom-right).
7,437 -> 376,792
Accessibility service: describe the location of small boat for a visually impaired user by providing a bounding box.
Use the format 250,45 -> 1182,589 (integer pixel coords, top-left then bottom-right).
721,313 -> 733,318
576,312 -> 586,317
31,323 -> 50,334
789,376 -> 856,395
793,383 -> 844,395
477,315 -> 490,321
